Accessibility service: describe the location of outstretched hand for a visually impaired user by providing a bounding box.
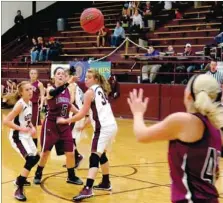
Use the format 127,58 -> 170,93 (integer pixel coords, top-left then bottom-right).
127,88 -> 149,116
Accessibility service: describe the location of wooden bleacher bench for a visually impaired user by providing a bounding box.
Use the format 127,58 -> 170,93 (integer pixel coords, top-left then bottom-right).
71,23 -> 116,29
184,10 -> 210,15
173,16 -> 222,21
165,23 -> 221,29
68,18 -> 117,24
196,5 -> 212,9
55,36 -> 97,39
60,54 -> 105,57
63,47 -> 115,50
68,13 -> 119,20
74,8 -> 121,16
149,36 -> 213,41
61,41 -> 96,45
96,4 -> 122,9
154,29 -> 219,35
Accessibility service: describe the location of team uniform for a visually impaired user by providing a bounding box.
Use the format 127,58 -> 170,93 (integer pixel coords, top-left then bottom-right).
40,87 -> 73,152
31,80 -> 41,126
9,98 -> 37,158
169,113 -> 221,203
89,84 -> 117,154
71,83 -> 85,140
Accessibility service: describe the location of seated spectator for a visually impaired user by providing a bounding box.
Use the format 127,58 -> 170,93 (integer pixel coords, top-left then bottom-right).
97,26 -> 111,47
175,9 -> 183,19
128,1 -> 139,16
129,9 -> 144,33
141,46 -> 161,83
30,37 -> 40,64
47,37 -> 62,60
165,45 -> 176,55
164,1 -> 172,10
2,79 -> 18,109
143,1 -> 153,27
37,37 -> 47,61
108,74 -> 120,99
120,9 -> 131,29
111,22 -> 125,47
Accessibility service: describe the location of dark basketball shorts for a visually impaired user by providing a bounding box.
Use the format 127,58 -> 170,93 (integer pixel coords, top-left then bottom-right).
173,199 -> 219,203
40,118 -> 73,153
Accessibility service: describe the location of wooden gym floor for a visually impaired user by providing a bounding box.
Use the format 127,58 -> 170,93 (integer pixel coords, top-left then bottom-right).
2,109 -> 223,203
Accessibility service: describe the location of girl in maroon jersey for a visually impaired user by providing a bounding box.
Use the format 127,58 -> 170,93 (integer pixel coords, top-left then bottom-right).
128,74 -> 223,203
29,69 -> 45,147
33,67 -> 83,185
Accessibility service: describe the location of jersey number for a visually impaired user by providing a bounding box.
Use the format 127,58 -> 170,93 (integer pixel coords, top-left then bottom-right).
98,91 -> 107,105
61,104 -> 68,117
201,148 -> 220,184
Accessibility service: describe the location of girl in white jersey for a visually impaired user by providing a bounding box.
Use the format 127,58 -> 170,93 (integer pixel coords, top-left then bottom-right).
3,81 -> 40,202
58,69 -> 117,201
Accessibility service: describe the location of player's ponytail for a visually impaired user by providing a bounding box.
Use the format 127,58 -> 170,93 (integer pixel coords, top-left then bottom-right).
194,91 -> 223,129
190,74 -> 223,129
87,69 -> 111,96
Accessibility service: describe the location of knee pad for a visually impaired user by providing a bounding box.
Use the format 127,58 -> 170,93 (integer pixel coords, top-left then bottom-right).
89,153 -> 100,168
24,154 -> 40,171
100,153 -> 108,165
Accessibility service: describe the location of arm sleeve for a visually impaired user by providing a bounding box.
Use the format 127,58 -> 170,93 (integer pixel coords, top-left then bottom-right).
49,83 -> 69,97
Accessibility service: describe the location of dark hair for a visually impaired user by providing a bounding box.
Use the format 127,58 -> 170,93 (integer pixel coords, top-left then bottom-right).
211,58 -> 217,63
53,67 -> 64,75
17,10 -> 21,13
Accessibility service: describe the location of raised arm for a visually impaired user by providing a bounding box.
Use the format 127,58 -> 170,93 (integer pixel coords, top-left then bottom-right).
38,81 -> 45,110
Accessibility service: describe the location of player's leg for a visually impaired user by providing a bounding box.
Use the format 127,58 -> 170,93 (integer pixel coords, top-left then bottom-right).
64,128 -> 83,185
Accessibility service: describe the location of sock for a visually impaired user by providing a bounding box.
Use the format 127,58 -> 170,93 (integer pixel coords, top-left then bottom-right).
102,174 -> 110,184
33,138 -> 38,147
17,175 -> 26,186
86,178 -> 94,188
67,167 -> 75,179
73,139 -> 77,147
36,165 -> 44,175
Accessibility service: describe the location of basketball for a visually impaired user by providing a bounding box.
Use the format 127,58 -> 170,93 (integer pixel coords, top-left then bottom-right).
80,8 -> 104,33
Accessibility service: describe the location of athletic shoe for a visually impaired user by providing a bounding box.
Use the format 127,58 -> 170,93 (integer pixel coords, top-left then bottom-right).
62,154 -> 84,168
73,186 -> 94,201
14,186 -> 26,201
33,173 -> 42,185
66,176 -> 83,185
93,182 -> 112,191
75,154 -> 84,169
14,179 -> 31,187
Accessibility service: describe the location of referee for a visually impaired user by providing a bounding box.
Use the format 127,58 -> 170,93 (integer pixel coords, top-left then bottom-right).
205,59 -> 223,102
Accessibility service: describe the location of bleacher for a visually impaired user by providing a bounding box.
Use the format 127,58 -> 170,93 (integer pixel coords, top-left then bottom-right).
1,1 -> 223,83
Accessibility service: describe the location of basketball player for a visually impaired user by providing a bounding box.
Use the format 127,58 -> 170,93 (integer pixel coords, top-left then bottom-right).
64,69 -> 84,168
57,69 -> 118,201
29,69 -> 45,147
3,81 -> 40,201
127,74 -> 223,203
33,67 -> 83,185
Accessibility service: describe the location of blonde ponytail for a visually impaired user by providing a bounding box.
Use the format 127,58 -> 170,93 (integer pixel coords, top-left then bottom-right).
194,91 -> 223,129
98,74 -> 111,96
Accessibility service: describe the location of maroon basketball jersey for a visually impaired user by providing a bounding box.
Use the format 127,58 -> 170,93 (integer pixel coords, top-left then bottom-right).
168,113 -> 221,202
31,80 -> 40,103
46,86 -> 71,132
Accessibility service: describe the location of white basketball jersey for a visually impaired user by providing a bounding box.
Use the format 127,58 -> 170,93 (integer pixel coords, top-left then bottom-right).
74,83 -> 84,109
11,98 -> 32,133
89,84 -> 116,130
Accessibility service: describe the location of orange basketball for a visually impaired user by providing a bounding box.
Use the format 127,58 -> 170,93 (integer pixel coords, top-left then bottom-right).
80,8 -> 104,33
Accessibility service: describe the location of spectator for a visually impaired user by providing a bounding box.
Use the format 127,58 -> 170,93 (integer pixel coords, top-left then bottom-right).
164,1 -> 172,10
141,46 -> 161,83
30,38 -> 40,64
175,9 -> 183,19
206,59 -> 223,88
143,1 -> 153,27
97,26 -> 110,47
129,10 -> 143,33
14,10 -> 24,41
120,9 -> 131,29
111,22 -> 125,47
165,45 -> 176,55
37,37 -> 47,61
47,37 -> 62,60
108,74 -> 120,99
128,1 -> 139,16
